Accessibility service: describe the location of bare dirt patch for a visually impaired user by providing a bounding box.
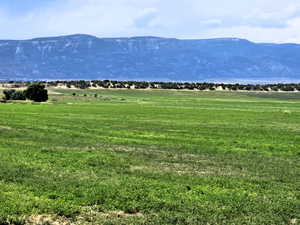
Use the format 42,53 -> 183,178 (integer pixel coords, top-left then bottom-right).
99,210 -> 144,218
75,207 -> 144,224
26,215 -> 72,225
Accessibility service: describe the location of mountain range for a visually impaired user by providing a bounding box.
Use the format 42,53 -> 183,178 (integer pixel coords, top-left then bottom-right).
0,34 -> 300,83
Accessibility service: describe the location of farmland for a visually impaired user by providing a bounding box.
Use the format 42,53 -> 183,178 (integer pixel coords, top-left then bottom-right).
0,89 -> 299,224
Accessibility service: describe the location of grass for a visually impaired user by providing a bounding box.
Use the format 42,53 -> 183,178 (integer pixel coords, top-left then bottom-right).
0,89 -> 299,224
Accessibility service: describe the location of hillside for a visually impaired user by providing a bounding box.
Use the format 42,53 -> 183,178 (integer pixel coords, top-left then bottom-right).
1,34 -> 300,83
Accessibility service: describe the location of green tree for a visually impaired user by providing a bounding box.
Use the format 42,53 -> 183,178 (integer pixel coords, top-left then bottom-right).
11,91 -> 26,100
25,83 -> 48,102
3,89 -> 16,100
3,89 -> 26,100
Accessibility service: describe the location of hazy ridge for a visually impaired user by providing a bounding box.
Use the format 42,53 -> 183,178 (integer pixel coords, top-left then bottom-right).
1,34 -> 300,83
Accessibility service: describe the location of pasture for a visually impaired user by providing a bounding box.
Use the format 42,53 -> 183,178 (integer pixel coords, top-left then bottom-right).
0,89 -> 299,224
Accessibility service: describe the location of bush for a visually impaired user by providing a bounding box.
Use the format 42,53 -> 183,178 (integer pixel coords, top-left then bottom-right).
3,89 -> 15,100
12,91 -> 26,100
24,83 -> 48,102
3,89 -> 26,100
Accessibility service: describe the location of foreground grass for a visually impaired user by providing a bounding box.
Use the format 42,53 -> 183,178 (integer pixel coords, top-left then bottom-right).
0,89 -> 299,224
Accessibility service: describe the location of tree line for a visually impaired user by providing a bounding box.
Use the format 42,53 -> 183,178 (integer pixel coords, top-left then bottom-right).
1,83 -> 48,102
1,80 -> 300,92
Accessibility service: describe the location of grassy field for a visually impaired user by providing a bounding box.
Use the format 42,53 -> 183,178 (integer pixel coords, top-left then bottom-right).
0,89 -> 299,224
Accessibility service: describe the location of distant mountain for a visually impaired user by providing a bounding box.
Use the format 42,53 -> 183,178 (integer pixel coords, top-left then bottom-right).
0,34 -> 300,83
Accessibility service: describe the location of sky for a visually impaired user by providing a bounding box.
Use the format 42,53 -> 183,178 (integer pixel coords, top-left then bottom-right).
1,0 -> 300,43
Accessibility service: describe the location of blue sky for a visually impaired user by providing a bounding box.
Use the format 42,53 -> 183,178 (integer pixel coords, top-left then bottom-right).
0,0 -> 300,43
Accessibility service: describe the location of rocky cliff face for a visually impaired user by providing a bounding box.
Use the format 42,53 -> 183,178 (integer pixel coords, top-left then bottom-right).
0,34 -> 300,83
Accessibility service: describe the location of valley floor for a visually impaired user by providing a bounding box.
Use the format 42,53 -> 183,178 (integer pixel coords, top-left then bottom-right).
0,89 -> 299,224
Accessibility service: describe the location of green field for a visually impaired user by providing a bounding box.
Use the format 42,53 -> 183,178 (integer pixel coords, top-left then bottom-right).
0,89 -> 299,224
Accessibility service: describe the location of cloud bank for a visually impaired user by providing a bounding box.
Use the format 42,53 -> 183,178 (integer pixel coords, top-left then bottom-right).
0,0 -> 300,43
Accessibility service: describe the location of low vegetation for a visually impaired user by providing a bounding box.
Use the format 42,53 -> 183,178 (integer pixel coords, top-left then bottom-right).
0,88 -> 299,224
1,80 -> 300,92
1,83 -> 48,103
3,89 -> 26,101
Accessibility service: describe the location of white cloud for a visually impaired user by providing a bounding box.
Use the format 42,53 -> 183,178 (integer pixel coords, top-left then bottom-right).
0,0 -> 299,43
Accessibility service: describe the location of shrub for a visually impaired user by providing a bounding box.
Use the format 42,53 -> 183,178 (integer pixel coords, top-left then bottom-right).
3,89 -> 16,100
24,83 -> 48,102
12,91 -> 26,100
3,89 -> 26,100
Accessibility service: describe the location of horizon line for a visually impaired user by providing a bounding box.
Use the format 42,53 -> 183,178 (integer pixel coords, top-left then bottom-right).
1,33 -> 299,45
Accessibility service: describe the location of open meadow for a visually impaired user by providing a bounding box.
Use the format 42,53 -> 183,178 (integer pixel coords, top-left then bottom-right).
0,89 -> 299,224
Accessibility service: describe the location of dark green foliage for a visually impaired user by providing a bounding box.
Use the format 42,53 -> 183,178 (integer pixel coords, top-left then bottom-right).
3,89 -> 26,100
5,80 -> 300,92
45,80 -> 300,92
24,83 -> 48,102
12,90 -> 26,100
3,89 -> 16,100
